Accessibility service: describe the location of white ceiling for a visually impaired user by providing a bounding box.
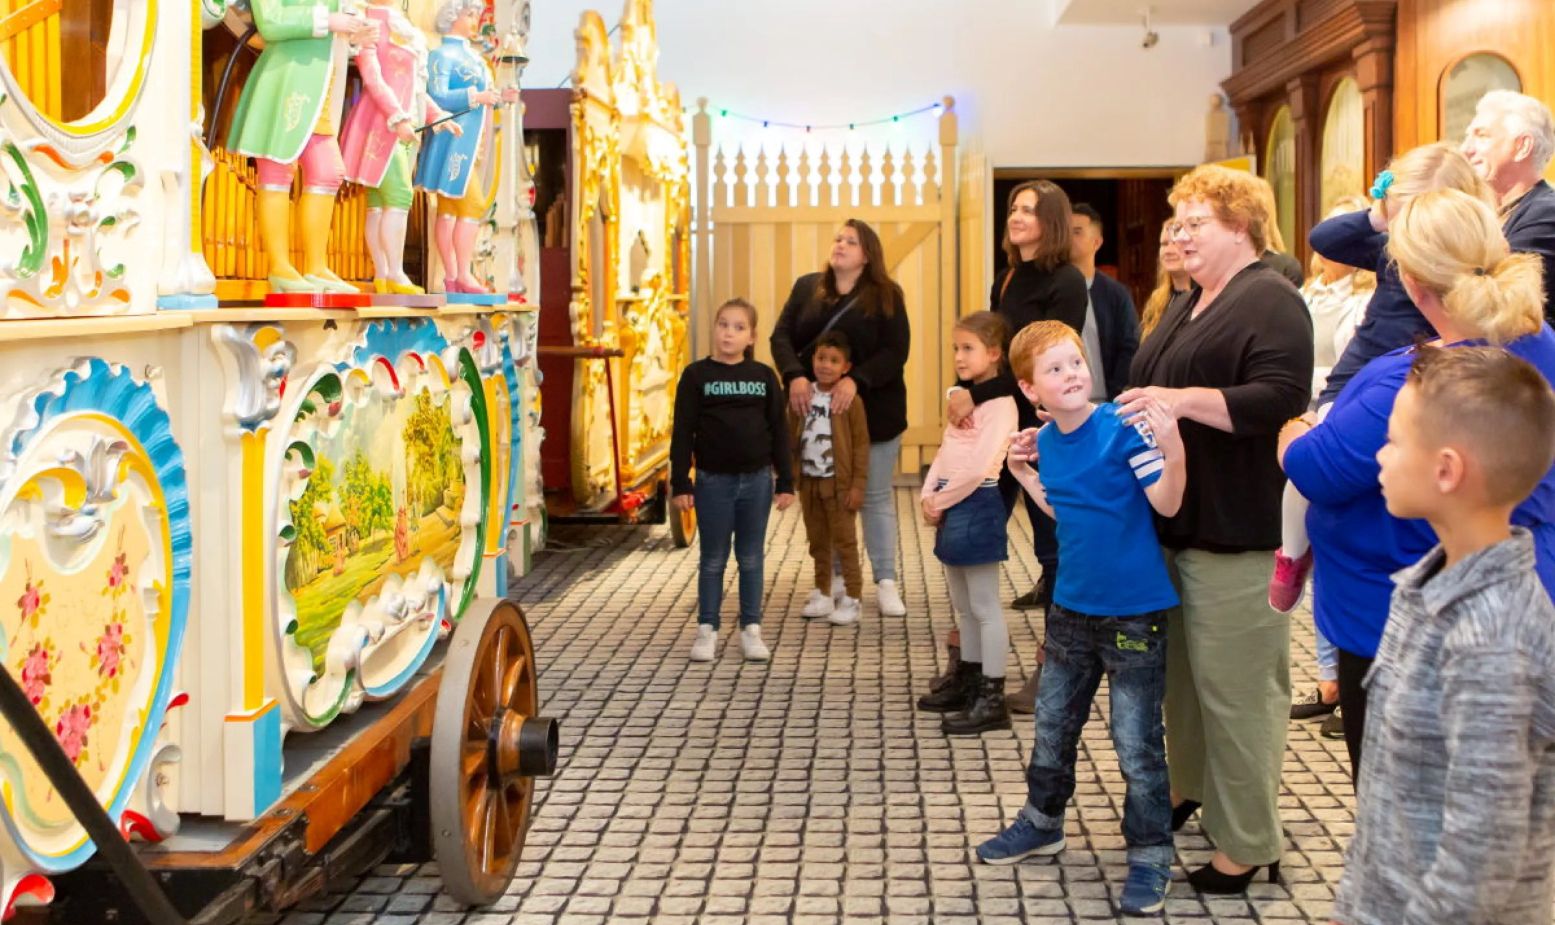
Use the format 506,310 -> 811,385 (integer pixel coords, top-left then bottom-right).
1054,0 -> 1257,26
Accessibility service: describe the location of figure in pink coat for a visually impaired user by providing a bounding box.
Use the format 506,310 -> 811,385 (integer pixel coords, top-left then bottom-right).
339,1 -> 458,294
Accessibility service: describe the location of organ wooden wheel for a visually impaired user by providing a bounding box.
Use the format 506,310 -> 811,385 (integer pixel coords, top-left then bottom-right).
671,502 -> 696,549
430,598 -> 558,905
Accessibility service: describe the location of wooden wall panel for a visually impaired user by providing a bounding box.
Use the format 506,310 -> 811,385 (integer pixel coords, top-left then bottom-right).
701,144 -> 955,473
1224,0 -> 1395,265
1395,0 -> 1555,181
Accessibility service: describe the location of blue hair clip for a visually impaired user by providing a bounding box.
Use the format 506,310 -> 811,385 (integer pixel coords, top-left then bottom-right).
1369,169 -> 1395,201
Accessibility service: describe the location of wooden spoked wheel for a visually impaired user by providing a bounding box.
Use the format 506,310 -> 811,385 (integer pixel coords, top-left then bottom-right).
431,599 -> 558,905
671,502 -> 696,548
669,476 -> 696,548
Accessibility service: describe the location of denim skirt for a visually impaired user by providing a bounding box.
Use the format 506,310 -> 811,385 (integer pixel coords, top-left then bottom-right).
934,485 -> 1008,566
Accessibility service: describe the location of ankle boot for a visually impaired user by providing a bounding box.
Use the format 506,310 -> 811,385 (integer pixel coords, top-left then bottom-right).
927,636 -> 961,695
918,660 -> 978,713
942,673 -> 1012,736
1007,663 -> 1042,715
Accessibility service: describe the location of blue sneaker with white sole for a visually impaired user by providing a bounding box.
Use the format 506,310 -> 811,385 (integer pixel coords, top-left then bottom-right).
1119,862 -> 1172,916
976,813 -> 1065,864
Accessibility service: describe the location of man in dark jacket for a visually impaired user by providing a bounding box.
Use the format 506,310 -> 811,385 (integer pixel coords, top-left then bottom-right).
1463,90 -> 1555,321
1070,204 -> 1140,400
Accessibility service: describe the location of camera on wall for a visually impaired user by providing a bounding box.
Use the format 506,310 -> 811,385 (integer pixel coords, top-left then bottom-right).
1141,9 -> 1159,48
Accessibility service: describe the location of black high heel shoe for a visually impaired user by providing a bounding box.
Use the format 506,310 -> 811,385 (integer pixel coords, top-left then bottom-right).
1187,859 -> 1280,894
1170,799 -> 1201,832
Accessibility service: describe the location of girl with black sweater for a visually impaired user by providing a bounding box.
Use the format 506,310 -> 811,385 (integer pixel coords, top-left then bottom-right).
947,180 -> 1089,619
772,219 -> 912,619
672,299 -> 795,663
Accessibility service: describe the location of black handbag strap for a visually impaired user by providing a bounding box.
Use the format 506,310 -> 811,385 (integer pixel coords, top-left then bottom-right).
800,294 -> 859,356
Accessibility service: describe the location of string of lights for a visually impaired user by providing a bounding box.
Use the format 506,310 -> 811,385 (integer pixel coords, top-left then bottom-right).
695,100 -> 946,133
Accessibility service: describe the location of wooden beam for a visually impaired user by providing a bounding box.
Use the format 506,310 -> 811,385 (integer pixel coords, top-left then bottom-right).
0,0 -> 60,45
1222,0 -> 1397,105
142,670 -> 441,868
880,222 -> 939,272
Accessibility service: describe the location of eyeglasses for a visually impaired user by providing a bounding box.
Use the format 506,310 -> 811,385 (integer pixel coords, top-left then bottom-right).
1167,217 -> 1216,239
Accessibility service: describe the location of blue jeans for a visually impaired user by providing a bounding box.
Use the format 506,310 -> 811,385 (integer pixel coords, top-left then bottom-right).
1314,620 -> 1338,682
694,469 -> 773,629
1022,603 -> 1173,867
860,435 -> 902,582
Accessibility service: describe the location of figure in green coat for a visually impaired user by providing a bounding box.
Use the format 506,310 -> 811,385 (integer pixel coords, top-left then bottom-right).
227,0 -> 375,293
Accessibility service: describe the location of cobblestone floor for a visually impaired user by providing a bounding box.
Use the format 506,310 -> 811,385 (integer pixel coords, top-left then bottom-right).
257,486 -> 1354,924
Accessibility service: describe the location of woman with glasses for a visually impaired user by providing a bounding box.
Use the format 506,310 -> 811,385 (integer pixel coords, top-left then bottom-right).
1122,165 -> 1314,894
1140,219 -> 1193,339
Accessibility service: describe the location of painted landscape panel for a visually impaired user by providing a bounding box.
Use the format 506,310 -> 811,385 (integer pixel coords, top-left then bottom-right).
284,379 -> 467,674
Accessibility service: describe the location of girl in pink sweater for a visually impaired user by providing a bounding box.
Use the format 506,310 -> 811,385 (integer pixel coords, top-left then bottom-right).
917,312 -> 1020,735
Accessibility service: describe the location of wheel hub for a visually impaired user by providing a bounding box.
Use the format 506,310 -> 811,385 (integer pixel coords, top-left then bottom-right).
490,707 -> 558,780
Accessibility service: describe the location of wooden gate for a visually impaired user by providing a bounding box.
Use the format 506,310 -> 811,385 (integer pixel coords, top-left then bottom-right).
692,99 -> 967,473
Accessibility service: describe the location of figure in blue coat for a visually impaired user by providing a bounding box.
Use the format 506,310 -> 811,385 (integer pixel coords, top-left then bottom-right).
415,1 -> 516,293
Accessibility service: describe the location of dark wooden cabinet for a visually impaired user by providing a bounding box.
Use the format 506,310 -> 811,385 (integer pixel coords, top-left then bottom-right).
1223,0 -> 1397,265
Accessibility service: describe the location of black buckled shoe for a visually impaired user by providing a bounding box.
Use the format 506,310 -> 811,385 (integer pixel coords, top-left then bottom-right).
918,660 -> 978,713
927,636 -> 961,695
942,673 -> 1012,736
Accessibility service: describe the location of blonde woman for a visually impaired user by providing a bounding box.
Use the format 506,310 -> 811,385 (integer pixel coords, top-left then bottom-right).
1286,197 -> 1378,729
1305,197 -> 1378,394
1269,143 -> 1494,614
1253,176 -> 1304,287
1140,219 -> 1193,339
1279,187 -> 1555,778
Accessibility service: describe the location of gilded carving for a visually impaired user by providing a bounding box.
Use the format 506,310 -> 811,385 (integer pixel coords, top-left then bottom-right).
562,0 -> 689,508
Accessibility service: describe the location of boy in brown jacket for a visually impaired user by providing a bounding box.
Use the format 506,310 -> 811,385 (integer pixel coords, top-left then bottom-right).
793,331 -> 872,626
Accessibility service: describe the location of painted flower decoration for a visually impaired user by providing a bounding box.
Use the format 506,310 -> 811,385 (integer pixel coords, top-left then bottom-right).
94,623 -> 126,678
20,644 -> 51,705
54,703 -> 92,764
107,552 -> 128,590
17,579 -> 46,626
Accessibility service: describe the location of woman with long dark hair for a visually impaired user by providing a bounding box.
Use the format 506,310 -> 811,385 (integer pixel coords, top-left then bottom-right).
947,180 -> 1088,622
772,219 -> 912,619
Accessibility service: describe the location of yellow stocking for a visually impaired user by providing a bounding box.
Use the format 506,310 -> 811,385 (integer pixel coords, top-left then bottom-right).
298,192 -> 353,290
258,189 -> 305,286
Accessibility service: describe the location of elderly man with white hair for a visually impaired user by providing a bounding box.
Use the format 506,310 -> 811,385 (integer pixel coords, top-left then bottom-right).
1462,89 -> 1555,319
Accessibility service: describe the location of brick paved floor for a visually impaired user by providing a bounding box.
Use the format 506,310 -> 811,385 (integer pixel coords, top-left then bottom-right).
256,486 -> 1354,924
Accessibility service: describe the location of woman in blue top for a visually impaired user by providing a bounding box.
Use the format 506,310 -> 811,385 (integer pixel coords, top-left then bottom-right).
1279,187 -> 1555,779
1272,144 -> 1493,621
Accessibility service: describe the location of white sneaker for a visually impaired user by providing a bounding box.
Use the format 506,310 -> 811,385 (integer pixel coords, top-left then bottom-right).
829,596 -> 861,626
802,588 -> 835,618
740,624 -> 770,661
689,624 -> 717,662
876,579 -> 906,617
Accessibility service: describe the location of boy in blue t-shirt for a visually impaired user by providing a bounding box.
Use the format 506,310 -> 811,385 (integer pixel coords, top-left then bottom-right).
976,320 -> 1186,917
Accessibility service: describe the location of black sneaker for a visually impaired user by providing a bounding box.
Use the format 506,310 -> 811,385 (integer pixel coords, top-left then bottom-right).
1290,686 -> 1338,721
1320,705 -> 1345,739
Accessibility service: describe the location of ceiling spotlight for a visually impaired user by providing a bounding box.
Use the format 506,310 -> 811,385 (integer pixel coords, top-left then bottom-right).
1141,9 -> 1159,48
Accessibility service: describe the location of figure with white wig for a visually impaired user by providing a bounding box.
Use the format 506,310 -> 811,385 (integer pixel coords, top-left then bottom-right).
415,0 -> 518,294
340,0 -> 459,296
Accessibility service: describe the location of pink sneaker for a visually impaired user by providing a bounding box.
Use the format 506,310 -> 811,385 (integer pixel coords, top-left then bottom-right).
1268,547 -> 1314,613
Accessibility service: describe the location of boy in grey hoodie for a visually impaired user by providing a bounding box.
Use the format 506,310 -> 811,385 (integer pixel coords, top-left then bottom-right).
1335,345 -> 1555,925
